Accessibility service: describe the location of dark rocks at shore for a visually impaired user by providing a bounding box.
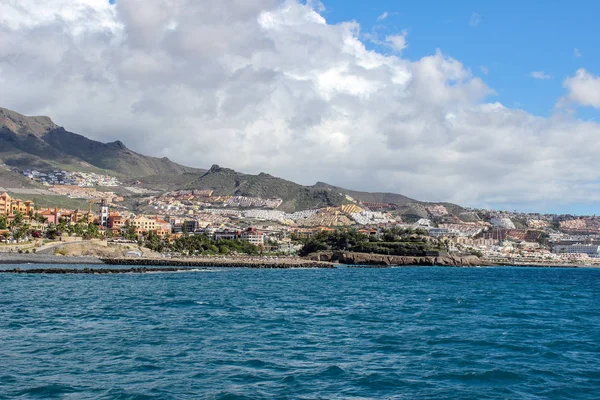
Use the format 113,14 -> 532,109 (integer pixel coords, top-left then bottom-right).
307,251 -> 489,267
0,267 -> 202,274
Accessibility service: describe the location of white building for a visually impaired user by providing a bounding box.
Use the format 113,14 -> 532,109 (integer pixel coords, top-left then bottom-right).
240,228 -> 265,246
553,243 -> 600,257
428,228 -> 452,237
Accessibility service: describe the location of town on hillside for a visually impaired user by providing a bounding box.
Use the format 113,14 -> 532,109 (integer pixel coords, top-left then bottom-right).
3,186 -> 600,265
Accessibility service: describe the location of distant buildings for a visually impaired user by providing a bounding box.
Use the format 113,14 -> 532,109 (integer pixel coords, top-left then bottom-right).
553,242 -> 600,258
21,170 -> 120,187
129,216 -> 171,236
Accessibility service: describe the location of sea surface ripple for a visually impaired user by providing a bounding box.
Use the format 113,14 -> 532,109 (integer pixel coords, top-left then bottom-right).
1,266 -> 599,399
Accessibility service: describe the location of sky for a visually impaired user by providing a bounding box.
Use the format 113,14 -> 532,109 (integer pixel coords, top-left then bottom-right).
1,0 -> 600,214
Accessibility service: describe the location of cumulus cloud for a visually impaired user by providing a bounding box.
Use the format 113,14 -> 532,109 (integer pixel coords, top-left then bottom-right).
530,71 -> 551,80
562,68 -> 600,109
0,0 -> 600,211
574,48 -> 582,57
385,30 -> 408,52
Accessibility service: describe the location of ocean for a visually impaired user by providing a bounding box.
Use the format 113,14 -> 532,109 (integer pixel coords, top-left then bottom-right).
1,266 -> 599,399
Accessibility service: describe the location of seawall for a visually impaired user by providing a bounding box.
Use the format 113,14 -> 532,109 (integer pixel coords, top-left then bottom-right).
101,257 -> 334,269
0,253 -> 104,265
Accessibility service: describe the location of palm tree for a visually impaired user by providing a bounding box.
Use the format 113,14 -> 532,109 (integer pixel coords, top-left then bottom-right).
15,222 -> 31,243
9,212 -> 24,243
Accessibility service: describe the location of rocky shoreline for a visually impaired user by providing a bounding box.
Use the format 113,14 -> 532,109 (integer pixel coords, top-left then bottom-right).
0,252 -> 595,270
101,257 -> 334,269
0,267 -> 204,274
306,251 -> 489,267
0,253 -> 334,269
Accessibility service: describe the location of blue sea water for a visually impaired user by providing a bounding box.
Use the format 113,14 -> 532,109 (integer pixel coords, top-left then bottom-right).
1,266 -> 599,399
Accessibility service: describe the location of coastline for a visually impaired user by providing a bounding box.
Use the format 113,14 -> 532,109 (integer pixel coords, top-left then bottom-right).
0,253 -> 334,269
1,252 -> 599,269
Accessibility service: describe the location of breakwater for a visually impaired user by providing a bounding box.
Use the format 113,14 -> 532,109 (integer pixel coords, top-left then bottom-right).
0,253 -> 104,264
0,267 -> 200,274
102,257 -> 335,269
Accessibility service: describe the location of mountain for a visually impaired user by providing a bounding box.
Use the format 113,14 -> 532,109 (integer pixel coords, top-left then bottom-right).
187,165 -> 346,212
0,107 -> 200,177
0,106 -> 464,215
312,182 -> 467,221
312,182 -> 417,206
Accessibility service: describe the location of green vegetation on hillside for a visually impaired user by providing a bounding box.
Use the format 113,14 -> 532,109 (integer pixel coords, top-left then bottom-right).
0,168 -> 41,189
7,193 -> 90,211
132,172 -> 203,191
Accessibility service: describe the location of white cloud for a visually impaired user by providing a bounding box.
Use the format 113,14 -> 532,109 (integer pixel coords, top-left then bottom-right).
1,0 -> 600,212
530,71 -> 551,80
469,12 -> 481,27
562,68 -> 600,109
385,30 -> 408,52
480,66 -> 489,75
376,11 -> 388,21
574,48 -> 582,57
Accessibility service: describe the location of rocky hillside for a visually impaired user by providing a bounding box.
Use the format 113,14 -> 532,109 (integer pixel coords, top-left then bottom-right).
0,107 -> 200,177
0,106 -> 466,215
187,165 -> 346,212
313,182 -> 417,206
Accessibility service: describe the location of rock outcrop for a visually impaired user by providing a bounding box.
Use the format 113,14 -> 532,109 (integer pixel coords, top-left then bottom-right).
307,251 -> 488,267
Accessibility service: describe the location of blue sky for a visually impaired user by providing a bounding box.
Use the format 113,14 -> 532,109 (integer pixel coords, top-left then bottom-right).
5,0 -> 600,214
322,0 -> 599,120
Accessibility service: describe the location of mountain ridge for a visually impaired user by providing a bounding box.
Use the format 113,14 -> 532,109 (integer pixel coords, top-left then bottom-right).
0,107 -> 200,177
0,106 -> 462,213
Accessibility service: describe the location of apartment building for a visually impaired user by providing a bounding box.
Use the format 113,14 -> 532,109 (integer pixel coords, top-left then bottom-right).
129,216 -> 172,236
0,192 -> 34,218
240,227 -> 264,246
553,243 -> 600,257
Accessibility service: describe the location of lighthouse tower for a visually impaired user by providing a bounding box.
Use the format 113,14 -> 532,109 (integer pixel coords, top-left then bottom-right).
99,199 -> 109,228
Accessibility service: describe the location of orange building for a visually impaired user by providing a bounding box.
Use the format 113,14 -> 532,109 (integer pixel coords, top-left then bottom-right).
128,215 -> 172,236
61,209 -> 91,224
0,192 -> 34,219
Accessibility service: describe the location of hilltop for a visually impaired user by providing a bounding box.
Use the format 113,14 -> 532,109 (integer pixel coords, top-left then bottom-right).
0,107 -> 200,178
186,165 -> 346,212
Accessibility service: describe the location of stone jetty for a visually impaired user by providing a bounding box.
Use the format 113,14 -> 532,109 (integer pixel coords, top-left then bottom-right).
0,267 -> 200,274
101,257 -> 334,269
